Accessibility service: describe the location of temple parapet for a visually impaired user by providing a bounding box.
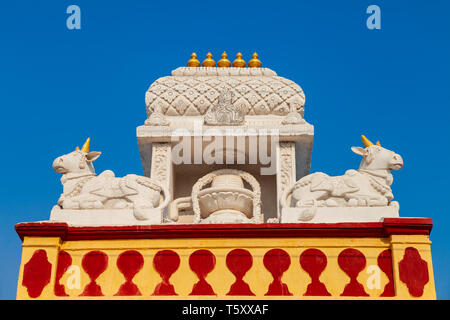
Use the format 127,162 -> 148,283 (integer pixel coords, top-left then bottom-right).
15,218 -> 435,299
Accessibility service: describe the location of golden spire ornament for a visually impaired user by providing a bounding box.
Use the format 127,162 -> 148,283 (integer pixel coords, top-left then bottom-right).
232,52 -> 246,68
248,52 -> 262,68
202,52 -> 216,67
187,52 -> 201,67
217,52 -> 231,68
81,137 -> 91,153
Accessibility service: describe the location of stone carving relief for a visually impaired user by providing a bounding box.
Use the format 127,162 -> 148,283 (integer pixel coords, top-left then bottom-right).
171,67 -> 277,77
204,90 -> 244,125
52,139 -> 169,221
145,68 -> 305,117
278,142 -> 296,197
282,101 -> 306,125
150,143 -> 171,186
145,103 -> 169,126
280,136 -> 403,221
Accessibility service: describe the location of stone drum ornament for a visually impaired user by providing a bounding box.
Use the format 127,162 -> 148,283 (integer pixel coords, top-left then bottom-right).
191,169 -> 263,224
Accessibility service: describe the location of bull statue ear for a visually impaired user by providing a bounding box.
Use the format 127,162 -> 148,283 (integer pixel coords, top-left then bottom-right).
86,151 -> 101,162
351,146 -> 366,156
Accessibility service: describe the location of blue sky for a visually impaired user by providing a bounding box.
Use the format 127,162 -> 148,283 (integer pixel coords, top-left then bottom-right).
0,0 -> 449,299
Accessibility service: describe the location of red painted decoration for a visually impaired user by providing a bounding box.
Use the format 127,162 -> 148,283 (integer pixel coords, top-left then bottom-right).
54,250 -> 72,296
114,250 -> 144,296
80,250 -> 108,296
189,249 -> 216,295
22,250 -> 52,298
15,218 -> 433,242
300,248 -> 331,296
377,249 -> 395,297
226,249 -> 255,296
338,248 -> 369,296
399,247 -> 429,297
152,250 -> 180,296
263,248 -> 292,296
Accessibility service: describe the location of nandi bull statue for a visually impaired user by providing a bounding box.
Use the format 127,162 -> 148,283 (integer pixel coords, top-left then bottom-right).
280,135 -> 403,223
52,138 -> 170,222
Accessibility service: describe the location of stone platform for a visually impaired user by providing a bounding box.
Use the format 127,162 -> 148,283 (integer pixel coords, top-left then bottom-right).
281,206 -> 400,223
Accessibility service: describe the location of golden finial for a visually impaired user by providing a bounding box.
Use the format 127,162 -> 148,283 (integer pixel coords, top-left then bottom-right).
361,135 -> 374,148
217,52 -> 231,68
75,146 -> 80,151
81,137 -> 90,153
376,141 -> 381,146
202,52 -> 216,67
248,52 -> 262,68
232,52 -> 246,68
187,52 -> 201,67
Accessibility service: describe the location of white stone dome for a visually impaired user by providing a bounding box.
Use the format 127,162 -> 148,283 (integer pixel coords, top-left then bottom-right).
145,67 -> 306,117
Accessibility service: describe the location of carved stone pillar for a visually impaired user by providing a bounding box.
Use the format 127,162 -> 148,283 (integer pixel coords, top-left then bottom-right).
150,143 -> 173,210
276,142 -> 296,220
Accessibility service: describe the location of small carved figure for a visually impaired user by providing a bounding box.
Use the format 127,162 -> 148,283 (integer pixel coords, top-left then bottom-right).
282,101 -> 306,125
145,103 -> 169,126
52,138 -> 169,220
204,90 -> 244,125
281,135 -> 403,213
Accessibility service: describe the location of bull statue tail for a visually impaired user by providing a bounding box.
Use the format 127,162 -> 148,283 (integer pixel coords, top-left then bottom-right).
133,181 -> 170,221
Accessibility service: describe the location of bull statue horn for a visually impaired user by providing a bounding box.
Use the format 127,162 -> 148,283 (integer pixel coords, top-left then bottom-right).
81,137 -> 90,153
361,135 -> 374,148
376,141 -> 381,146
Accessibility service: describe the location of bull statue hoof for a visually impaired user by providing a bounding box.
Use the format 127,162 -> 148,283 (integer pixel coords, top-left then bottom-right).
51,138 -> 170,226
280,135 -> 403,223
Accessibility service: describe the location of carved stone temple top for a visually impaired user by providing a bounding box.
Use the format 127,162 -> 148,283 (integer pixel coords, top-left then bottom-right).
48,54 -> 405,227
145,67 -> 306,118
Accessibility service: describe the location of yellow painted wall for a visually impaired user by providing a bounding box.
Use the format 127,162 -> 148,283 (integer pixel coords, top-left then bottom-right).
16,236 -> 436,300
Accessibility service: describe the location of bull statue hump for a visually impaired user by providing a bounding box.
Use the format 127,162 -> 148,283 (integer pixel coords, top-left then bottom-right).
52,138 -> 170,221
280,135 -> 403,222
